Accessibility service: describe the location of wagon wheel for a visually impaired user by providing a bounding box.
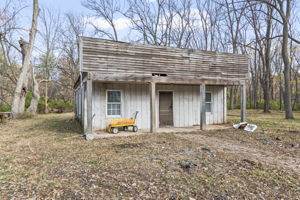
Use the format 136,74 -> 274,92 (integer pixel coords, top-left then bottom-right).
111,127 -> 119,134
133,126 -> 138,132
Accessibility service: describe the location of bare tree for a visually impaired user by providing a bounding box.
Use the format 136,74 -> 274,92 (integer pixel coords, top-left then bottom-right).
0,0 -> 26,108
170,0 -> 194,48
218,0 -> 249,109
193,0 -> 222,51
11,0 -> 40,117
247,3 -> 276,112
55,13 -> 88,101
38,8 -> 61,113
82,0 -> 121,41
125,0 -> 172,45
251,0 -> 295,118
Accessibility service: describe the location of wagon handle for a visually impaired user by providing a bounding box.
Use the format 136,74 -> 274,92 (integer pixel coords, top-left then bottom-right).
132,111 -> 139,119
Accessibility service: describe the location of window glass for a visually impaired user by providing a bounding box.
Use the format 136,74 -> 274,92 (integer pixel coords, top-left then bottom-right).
205,92 -> 212,102
205,92 -> 212,113
206,102 -> 211,112
108,91 -> 121,102
107,91 -> 121,115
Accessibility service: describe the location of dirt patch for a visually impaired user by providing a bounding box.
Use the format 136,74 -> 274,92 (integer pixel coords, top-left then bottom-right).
176,133 -> 300,172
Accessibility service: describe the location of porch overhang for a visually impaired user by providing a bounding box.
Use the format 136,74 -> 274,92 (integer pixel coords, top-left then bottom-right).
91,72 -> 247,86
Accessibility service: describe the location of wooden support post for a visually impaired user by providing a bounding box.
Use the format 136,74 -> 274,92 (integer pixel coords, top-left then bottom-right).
86,74 -> 93,135
150,82 -> 156,133
200,84 -> 206,130
241,84 -> 246,122
223,86 -> 227,123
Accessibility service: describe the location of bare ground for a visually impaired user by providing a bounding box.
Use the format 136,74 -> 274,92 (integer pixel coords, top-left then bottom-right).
176,133 -> 300,172
0,110 -> 300,199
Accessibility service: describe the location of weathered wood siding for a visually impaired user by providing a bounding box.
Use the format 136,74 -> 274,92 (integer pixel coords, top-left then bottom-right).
80,37 -> 248,81
92,82 -> 150,130
91,83 -> 225,130
74,83 -> 87,130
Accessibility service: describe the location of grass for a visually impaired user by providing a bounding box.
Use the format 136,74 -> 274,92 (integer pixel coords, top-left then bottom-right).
0,110 -> 299,199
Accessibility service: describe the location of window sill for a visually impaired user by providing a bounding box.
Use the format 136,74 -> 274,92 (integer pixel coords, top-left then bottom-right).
107,115 -> 122,118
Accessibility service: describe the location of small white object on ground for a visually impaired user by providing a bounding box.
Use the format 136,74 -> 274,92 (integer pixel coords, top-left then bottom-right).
233,122 -> 257,132
244,124 -> 257,132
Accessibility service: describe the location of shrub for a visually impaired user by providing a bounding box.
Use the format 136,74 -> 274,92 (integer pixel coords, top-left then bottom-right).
233,100 -> 251,109
38,100 -> 45,113
48,100 -> 74,112
293,103 -> 300,111
270,100 -> 279,110
0,104 -> 11,112
25,92 -> 32,109
257,100 -> 264,110
255,100 -> 280,110
229,100 -> 279,110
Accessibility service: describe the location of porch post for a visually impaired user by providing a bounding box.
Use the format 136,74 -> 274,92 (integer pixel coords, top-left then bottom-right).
241,84 -> 246,122
200,84 -> 206,130
150,82 -> 156,133
223,86 -> 227,123
86,73 -> 93,135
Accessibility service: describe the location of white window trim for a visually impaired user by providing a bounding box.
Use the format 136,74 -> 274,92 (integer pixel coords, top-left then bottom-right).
205,91 -> 213,113
106,90 -> 122,118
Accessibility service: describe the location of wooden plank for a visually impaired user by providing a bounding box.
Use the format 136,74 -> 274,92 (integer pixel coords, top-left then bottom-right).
80,37 -> 249,82
91,73 -> 245,86
86,73 -> 93,134
150,82 -> 156,132
241,84 -> 246,122
200,84 -> 206,130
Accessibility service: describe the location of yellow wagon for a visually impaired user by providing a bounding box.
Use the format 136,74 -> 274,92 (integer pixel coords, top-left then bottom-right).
107,111 -> 139,134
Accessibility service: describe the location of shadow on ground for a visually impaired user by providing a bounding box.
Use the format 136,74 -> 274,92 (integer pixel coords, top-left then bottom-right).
24,113 -> 83,136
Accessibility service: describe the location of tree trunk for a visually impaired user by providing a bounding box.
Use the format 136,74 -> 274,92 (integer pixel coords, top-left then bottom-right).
45,80 -> 48,113
263,6 -> 272,113
27,67 -> 40,114
11,0 -> 40,118
279,76 -> 282,110
282,4 -> 293,119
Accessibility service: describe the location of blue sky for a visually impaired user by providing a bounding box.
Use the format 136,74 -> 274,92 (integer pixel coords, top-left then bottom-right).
40,0 -> 89,14
19,0 -> 133,41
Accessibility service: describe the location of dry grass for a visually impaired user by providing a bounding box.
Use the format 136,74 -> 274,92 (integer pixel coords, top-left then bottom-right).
0,110 -> 299,199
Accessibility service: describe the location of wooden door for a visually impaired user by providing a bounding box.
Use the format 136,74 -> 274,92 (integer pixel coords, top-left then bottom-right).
159,92 -> 173,126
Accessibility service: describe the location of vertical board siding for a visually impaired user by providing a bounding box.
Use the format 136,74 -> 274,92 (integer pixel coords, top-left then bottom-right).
206,85 -> 224,124
92,82 -> 150,130
90,83 -> 225,130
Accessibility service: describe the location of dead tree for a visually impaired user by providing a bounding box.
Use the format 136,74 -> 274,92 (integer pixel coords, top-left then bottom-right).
11,0 -> 40,117
26,66 -> 40,114
39,8 -> 61,113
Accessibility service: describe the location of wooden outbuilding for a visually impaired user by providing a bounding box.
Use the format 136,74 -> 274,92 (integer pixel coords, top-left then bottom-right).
74,37 -> 248,136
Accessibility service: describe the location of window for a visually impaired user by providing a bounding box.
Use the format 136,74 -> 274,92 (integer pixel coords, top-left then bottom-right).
107,91 -> 121,116
205,92 -> 212,112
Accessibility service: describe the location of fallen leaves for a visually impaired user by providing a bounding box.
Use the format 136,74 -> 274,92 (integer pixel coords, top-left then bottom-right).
0,111 -> 299,199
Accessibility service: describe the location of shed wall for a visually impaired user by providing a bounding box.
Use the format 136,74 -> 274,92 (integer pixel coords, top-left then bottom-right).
91,83 -> 225,130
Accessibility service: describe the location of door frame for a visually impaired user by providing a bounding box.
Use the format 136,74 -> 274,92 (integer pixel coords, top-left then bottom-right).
157,90 -> 174,127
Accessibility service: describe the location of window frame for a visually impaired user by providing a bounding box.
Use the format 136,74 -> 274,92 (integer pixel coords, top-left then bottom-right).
106,90 -> 122,117
205,91 -> 212,113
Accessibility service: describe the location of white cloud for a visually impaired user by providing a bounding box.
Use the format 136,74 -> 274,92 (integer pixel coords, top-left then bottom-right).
84,16 -> 131,31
